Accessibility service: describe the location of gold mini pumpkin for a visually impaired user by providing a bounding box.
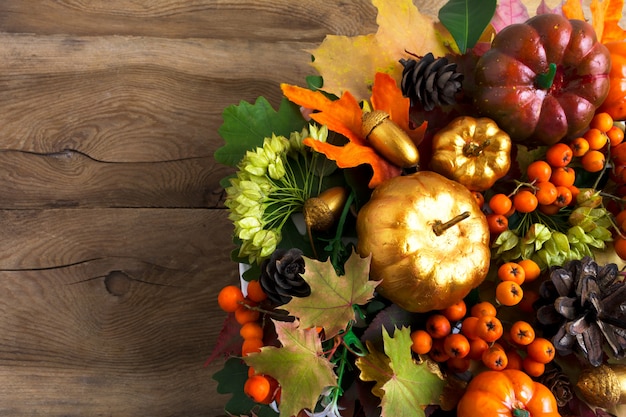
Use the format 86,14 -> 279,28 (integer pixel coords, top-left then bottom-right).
430,116 -> 512,191
356,171 -> 490,312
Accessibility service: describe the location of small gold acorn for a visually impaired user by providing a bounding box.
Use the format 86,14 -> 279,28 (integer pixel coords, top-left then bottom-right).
303,186 -> 349,232
576,364 -> 626,409
361,110 -> 419,168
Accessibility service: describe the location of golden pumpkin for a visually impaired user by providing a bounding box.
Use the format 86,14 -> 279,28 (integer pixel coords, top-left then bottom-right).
356,171 -> 490,312
430,116 -> 511,191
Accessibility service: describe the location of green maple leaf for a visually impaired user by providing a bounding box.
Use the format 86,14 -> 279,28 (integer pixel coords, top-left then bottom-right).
214,96 -> 306,167
357,327 -> 445,417
244,320 -> 337,417
284,251 -> 379,339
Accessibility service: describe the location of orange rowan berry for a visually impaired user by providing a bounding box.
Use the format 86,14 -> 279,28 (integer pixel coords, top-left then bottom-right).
475,315 -> 503,343
526,338 -> 555,364
470,301 -> 497,318
244,374 -> 279,404
497,262 -> 525,285
440,300 -> 467,322
545,143 -> 573,167
218,285 -> 245,313
246,280 -> 267,303
410,330 -> 433,355
495,281 -> 524,306
426,314 -> 451,339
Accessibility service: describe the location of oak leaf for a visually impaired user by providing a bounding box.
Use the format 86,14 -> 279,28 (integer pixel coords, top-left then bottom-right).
309,0 -> 448,101
356,327 -> 445,417
281,72 -> 426,188
284,251 -> 379,339
244,320 -> 337,417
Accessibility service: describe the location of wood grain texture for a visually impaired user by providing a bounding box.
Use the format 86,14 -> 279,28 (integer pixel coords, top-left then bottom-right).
0,0 -> 622,416
0,208 -> 237,416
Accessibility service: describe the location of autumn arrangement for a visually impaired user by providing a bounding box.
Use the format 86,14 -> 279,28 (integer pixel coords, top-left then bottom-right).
208,0 -> 626,416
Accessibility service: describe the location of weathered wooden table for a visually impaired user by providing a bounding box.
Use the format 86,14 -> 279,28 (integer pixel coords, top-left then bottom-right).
0,0 -> 610,416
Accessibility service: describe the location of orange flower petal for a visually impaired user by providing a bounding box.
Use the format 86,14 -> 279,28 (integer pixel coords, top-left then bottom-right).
303,138 -> 401,188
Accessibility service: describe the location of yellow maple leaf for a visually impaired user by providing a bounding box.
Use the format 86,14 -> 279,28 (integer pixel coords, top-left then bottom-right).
309,0 -> 449,102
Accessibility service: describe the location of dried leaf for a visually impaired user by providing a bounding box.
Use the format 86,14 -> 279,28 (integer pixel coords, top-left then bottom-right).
204,313 -> 243,365
590,0 -> 611,42
562,0 -> 585,20
356,341 -> 392,399
491,0 -> 530,32
537,0 -> 564,15
284,252 -> 379,339
310,0 -> 448,101
244,320 -> 337,417
593,0 -> 626,42
562,0 -> 626,43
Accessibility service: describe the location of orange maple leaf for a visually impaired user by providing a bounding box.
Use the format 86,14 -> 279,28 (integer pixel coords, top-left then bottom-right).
562,0 -> 626,43
281,72 -> 426,188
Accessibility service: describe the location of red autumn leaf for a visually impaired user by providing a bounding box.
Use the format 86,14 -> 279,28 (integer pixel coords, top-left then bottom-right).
281,73 -> 425,188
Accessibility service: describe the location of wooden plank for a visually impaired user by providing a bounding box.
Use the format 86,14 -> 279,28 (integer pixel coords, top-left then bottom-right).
0,34 -> 314,161
0,0 -> 378,39
0,208 -> 238,416
0,150 -> 231,209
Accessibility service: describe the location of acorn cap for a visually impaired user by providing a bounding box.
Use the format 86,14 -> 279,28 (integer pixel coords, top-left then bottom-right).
303,187 -> 348,232
362,110 -> 390,139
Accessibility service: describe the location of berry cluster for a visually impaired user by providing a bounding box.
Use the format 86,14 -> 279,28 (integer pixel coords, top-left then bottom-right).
484,112 -> 625,235
410,298 -> 555,377
217,282 -> 282,405
410,257 -> 558,377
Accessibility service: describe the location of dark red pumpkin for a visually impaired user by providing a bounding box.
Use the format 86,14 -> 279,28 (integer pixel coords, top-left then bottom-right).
473,14 -> 611,145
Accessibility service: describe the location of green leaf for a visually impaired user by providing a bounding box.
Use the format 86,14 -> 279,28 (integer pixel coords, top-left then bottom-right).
213,357 -> 279,417
306,75 -> 324,91
378,327 -> 445,416
215,97 -> 306,167
438,0 -> 497,53
285,251 -> 379,339
244,320 -> 338,417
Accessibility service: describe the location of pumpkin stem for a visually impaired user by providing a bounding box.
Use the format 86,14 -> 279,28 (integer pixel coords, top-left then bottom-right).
463,139 -> 491,157
512,409 -> 530,417
536,63 -> 557,90
432,211 -> 470,236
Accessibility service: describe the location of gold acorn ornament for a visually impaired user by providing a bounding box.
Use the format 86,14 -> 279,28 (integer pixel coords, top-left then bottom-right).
576,364 -> 626,409
303,186 -> 349,232
362,110 -> 419,168
302,186 -> 349,258
356,171 -> 490,312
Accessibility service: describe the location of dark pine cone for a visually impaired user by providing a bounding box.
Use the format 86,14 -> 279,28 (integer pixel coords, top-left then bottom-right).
538,366 -> 574,408
534,256 -> 626,367
259,248 -> 310,306
400,52 -> 463,111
